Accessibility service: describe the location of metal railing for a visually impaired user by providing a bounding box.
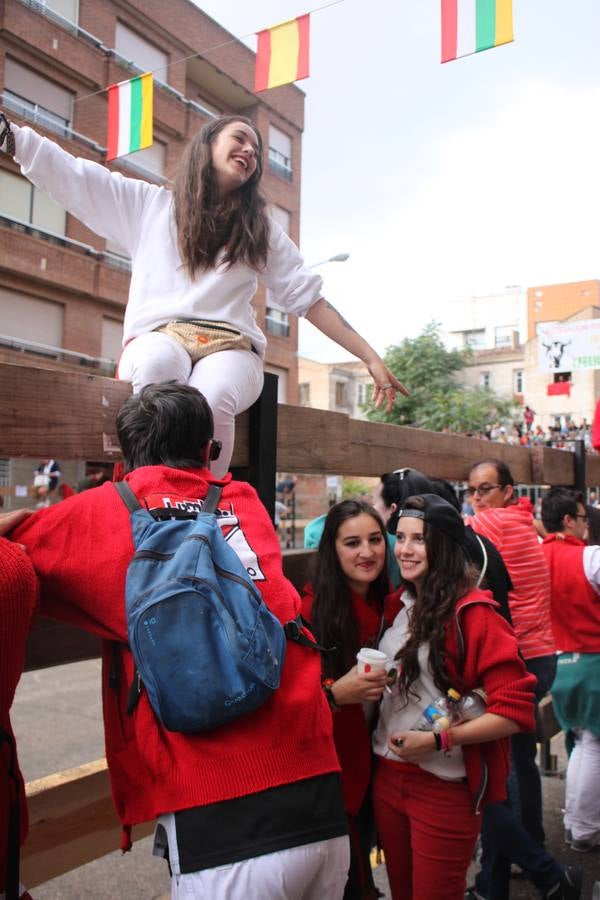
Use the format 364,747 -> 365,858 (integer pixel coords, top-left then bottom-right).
0,214 -> 132,271
0,91 -> 102,153
0,333 -> 117,373
268,149 -> 293,182
15,0 -> 108,50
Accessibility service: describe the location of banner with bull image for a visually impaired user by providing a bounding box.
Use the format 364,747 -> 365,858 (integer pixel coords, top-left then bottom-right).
538,319 -> 600,373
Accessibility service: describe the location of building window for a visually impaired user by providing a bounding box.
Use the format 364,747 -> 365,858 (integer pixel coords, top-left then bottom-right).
4,58 -> 73,135
264,365 -> 288,403
115,22 -> 169,83
270,205 -> 291,235
122,139 -> 166,176
335,381 -> 348,407
41,0 -> 79,24
553,372 -> 571,383
268,126 -> 292,181
463,329 -> 486,349
265,307 -> 290,338
101,318 -> 123,364
480,372 -> 491,389
0,170 -> 66,235
298,382 -> 311,406
357,382 -> 368,405
0,287 -> 64,352
495,325 -> 516,348
513,369 -> 524,393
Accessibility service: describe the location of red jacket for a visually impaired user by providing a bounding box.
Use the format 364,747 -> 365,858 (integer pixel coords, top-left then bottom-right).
542,533 -> 600,652
301,584 -> 400,816
388,586 -> 536,810
13,467 -> 340,843
0,539 -> 38,892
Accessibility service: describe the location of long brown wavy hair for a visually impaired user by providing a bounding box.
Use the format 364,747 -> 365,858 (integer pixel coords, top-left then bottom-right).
172,115 -> 270,277
394,495 -> 477,703
310,500 -> 390,680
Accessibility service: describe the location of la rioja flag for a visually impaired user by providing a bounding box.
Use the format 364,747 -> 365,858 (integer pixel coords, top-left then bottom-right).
107,73 -> 153,161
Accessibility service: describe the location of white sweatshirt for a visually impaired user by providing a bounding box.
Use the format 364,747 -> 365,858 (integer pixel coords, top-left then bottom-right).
12,125 -> 323,358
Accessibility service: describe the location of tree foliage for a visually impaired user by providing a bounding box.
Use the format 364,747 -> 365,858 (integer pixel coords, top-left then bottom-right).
365,322 -> 515,433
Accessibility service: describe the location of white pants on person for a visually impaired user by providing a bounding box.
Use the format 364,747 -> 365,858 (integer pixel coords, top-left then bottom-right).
157,822 -> 350,900
564,728 -> 600,840
118,332 -> 264,478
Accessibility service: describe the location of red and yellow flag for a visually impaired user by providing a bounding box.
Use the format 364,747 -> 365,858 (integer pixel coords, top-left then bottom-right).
255,14 -> 310,92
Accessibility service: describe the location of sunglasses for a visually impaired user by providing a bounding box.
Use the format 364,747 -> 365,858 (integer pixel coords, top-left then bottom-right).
465,483 -> 504,498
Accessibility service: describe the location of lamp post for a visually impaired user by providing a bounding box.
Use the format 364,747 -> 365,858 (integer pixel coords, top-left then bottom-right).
308,252 -> 350,269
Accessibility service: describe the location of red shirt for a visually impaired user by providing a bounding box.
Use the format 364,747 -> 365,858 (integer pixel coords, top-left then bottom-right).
542,533 -> 600,652
467,499 -> 555,659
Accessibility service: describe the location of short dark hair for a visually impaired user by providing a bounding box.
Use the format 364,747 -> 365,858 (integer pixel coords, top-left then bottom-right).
541,486 -> 584,533
116,382 -> 214,473
468,458 -> 514,487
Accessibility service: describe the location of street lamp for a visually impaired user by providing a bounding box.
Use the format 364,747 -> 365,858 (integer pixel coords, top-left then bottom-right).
308,253 -> 350,268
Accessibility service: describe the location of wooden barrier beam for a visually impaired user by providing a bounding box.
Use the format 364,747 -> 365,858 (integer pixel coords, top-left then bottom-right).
21,759 -> 152,888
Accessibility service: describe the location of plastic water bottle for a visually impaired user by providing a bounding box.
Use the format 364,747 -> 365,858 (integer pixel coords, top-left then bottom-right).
411,688 -> 462,732
457,688 -> 487,723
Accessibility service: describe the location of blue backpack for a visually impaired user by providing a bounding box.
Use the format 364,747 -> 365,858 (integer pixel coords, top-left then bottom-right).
115,481 -> 314,733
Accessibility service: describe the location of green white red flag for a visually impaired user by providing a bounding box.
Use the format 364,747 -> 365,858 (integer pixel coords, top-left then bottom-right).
441,0 -> 513,63
107,73 -> 153,161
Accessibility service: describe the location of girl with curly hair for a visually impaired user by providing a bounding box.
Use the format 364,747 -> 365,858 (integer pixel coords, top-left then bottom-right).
372,494 -> 535,900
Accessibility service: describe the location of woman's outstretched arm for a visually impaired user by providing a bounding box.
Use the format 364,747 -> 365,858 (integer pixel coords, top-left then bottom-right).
305,297 -> 409,411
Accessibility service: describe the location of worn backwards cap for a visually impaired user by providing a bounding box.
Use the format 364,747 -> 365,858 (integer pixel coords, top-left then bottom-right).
398,493 -> 465,545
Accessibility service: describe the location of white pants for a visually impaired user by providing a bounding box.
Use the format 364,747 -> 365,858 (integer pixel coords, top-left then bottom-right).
118,332 -> 264,478
564,728 -> 600,840
156,822 -> 349,900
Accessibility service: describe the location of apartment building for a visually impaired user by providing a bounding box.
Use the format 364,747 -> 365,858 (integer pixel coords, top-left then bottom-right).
0,0 -> 305,400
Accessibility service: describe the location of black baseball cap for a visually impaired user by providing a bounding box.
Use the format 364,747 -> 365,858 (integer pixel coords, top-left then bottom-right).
396,493 -> 465,545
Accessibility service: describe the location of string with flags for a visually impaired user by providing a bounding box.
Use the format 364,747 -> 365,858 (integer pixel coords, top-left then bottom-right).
100,0 -> 514,160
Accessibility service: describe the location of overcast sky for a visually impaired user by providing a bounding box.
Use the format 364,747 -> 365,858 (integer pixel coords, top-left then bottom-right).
195,1 -> 600,360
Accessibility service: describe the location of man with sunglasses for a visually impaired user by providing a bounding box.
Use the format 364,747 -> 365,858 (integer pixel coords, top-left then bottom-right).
463,460 -> 578,900
541,488 -> 600,855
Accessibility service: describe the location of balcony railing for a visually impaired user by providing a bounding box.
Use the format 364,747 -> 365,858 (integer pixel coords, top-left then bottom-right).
0,214 -> 132,272
15,0 -> 108,50
0,333 -> 117,374
268,149 -> 293,182
0,91 -> 102,152
265,316 -> 290,338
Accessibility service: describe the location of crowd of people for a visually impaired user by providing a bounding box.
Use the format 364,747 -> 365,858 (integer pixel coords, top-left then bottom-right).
466,412 -> 596,453
1,108 -> 598,900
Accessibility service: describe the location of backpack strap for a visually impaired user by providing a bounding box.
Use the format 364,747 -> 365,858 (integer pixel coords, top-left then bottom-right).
203,484 -> 223,514
284,615 -> 334,654
114,479 -> 142,513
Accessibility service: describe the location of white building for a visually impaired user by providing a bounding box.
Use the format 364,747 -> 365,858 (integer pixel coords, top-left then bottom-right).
443,286 -> 527,351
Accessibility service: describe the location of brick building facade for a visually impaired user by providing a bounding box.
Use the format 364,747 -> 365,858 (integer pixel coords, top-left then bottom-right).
0,0 -> 306,400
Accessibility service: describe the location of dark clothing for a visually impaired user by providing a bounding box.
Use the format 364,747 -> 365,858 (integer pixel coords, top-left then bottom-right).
464,527 -> 513,626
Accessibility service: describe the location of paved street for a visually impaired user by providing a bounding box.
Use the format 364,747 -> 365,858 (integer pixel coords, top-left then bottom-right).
11,660 -> 599,898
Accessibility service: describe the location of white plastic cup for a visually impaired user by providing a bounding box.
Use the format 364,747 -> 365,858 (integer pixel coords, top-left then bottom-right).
356,647 -> 388,674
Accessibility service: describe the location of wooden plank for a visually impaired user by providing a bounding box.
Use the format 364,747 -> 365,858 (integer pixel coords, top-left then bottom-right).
24,550 -> 317,671
0,362 -> 250,466
276,404 -> 350,473
21,759 -> 153,888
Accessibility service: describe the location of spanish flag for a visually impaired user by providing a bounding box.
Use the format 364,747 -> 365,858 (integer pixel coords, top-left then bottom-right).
255,14 -> 310,92
441,0 -> 513,63
107,73 -> 153,161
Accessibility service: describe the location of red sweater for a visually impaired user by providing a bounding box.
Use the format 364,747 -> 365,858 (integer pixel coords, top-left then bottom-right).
13,467 -> 340,840
387,586 -> 536,810
542,533 -> 600,652
301,584 -> 400,816
0,539 -> 38,891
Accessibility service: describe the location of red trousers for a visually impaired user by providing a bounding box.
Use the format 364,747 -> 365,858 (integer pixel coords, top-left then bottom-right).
373,757 -> 480,900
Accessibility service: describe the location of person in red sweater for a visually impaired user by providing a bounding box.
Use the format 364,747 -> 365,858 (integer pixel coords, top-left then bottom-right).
301,499 -> 400,900
372,494 -> 536,900
541,487 -> 600,853
0,509 -> 37,900
12,383 -> 349,899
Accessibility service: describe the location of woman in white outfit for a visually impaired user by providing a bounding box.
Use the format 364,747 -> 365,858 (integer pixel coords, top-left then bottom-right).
0,112 -> 406,475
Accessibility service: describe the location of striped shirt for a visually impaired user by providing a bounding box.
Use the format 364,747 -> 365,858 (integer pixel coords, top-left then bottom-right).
467,499 -> 555,660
